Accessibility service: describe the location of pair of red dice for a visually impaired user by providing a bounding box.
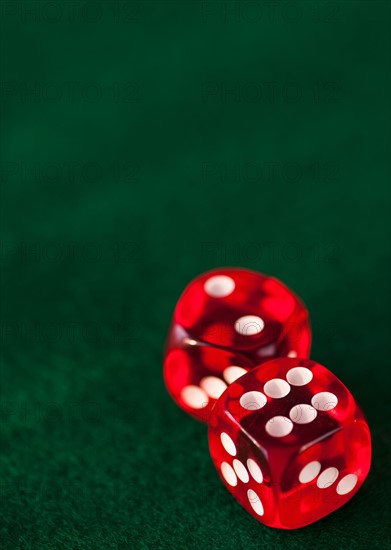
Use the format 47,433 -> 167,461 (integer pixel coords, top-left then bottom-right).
163,268 -> 371,530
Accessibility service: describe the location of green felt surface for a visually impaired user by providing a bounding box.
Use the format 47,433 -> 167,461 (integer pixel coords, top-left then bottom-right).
1,1 -> 390,548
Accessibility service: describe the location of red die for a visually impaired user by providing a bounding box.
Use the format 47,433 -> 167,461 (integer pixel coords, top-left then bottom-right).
164,268 -> 311,421
208,358 -> 371,529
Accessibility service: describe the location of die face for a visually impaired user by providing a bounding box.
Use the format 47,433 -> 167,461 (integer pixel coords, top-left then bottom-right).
208,419 -> 275,526
208,358 -> 371,529
173,268 -> 311,361
164,343 -> 253,422
279,418 -> 371,528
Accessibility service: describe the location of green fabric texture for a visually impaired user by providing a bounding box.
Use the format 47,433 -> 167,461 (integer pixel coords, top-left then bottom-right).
1,1 -> 390,548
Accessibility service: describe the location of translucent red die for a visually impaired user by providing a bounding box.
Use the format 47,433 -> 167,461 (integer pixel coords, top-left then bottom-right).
164,268 -> 311,421
208,358 -> 371,529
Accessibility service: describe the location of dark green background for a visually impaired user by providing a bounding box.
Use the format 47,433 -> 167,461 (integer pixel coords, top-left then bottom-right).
1,1 -> 390,548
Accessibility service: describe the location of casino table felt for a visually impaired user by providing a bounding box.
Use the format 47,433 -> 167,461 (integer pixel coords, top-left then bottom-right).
0,1 -> 390,548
